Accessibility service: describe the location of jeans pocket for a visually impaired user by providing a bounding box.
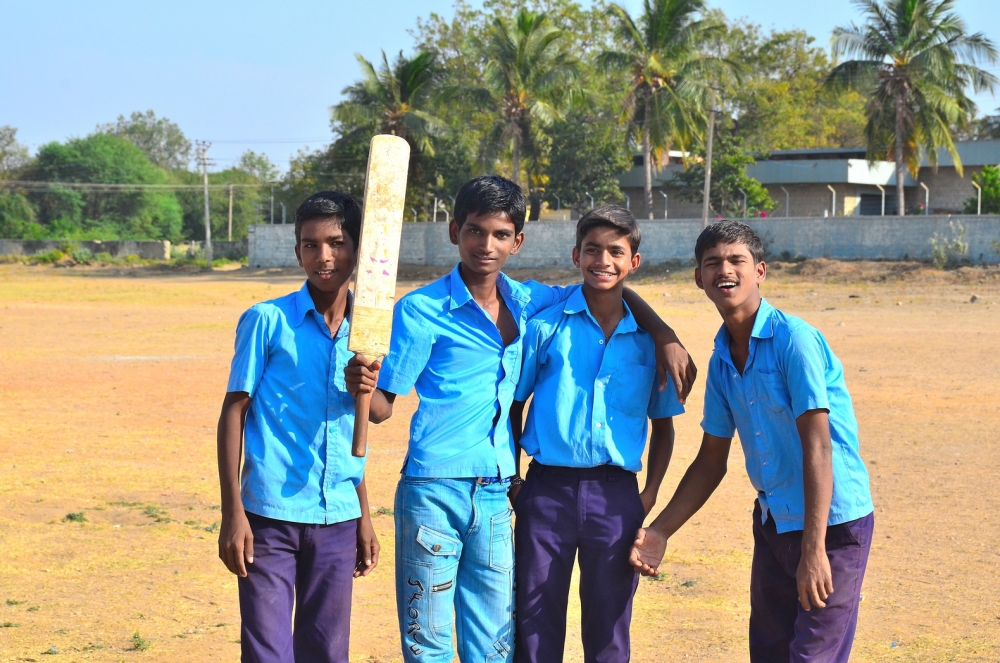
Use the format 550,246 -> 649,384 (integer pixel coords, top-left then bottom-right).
416,526 -> 461,557
489,510 -> 514,572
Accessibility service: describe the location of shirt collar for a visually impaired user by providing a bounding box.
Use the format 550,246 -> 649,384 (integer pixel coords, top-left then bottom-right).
292,280 -> 352,337
713,297 -> 775,354
448,263 -> 529,311
564,287 -> 639,335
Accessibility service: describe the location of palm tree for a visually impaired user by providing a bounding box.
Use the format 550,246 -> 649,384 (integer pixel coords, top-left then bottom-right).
599,0 -> 728,220
333,50 -> 443,157
826,0 -> 998,215
458,10 -> 579,191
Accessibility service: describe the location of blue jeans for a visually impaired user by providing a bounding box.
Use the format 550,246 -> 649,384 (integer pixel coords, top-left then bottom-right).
394,476 -> 515,663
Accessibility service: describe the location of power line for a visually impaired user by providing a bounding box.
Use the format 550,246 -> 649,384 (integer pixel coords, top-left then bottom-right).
0,180 -> 264,191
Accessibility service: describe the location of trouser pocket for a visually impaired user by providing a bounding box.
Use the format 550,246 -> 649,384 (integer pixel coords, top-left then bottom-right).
489,509 -> 514,572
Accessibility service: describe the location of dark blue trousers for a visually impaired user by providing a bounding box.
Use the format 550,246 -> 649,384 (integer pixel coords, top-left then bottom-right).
238,512 -> 357,663
749,501 -> 874,663
514,462 -> 645,663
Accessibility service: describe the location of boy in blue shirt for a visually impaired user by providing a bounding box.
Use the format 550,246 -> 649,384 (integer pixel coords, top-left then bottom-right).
217,191 -> 379,663
346,177 -> 694,663
631,220 -> 874,663
509,205 -> 684,663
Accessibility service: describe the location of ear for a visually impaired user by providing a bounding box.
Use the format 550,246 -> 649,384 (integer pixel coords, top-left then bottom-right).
449,220 -> 460,246
756,260 -> 767,284
294,243 -> 303,267
509,231 -> 525,255
629,251 -> 641,274
571,245 -> 581,268
694,266 -> 705,291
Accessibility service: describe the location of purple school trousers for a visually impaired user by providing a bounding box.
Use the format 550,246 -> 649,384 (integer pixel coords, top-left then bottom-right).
514,462 -> 645,663
750,501 -> 874,663
238,512 -> 357,663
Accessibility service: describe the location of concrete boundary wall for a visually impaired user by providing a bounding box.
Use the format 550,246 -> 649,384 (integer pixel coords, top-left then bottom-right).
0,239 -> 171,260
247,215 -> 1000,269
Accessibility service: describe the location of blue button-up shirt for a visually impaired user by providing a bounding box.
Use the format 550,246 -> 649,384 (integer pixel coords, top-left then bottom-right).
702,298 -> 873,533
226,282 -> 365,525
378,265 -> 572,477
514,288 -> 684,471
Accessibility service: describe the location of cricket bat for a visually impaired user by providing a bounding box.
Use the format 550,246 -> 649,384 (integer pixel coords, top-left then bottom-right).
349,134 -> 410,457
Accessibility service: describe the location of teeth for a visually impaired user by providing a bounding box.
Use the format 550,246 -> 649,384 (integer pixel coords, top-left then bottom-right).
717,281 -> 736,287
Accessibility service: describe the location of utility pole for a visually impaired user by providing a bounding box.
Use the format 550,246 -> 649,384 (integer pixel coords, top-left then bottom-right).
196,141 -> 213,268
701,85 -> 719,229
227,184 -> 234,241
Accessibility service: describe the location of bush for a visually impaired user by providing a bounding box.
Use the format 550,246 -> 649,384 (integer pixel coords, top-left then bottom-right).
33,249 -> 66,264
69,247 -> 94,264
930,221 -> 969,269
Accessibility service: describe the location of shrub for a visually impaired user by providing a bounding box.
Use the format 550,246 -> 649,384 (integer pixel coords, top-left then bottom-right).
33,249 -> 66,264
69,247 -> 94,264
929,221 -> 969,269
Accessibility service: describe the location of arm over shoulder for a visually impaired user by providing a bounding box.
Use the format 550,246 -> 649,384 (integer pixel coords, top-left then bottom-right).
513,316 -> 549,402
227,305 -> 274,397
377,296 -> 435,396
776,324 -> 831,418
521,280 -> 577,318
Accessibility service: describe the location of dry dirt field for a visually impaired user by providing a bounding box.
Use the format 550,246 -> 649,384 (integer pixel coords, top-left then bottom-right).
1,259 -> 999,662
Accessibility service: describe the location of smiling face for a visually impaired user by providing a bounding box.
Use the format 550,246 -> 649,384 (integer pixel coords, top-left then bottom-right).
294,217 -> 357,294
573,225 -> 640,292
449,211 -> 524,277
695,241 -> 766,315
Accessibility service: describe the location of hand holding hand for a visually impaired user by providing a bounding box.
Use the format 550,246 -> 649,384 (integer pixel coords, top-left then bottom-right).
355,515 -> 380,578
345,355 -> 382,399
218,510 -> 254,577
629,527 -> 668,576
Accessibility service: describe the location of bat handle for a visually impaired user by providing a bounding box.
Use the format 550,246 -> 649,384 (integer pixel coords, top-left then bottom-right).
352,390 -> 372,457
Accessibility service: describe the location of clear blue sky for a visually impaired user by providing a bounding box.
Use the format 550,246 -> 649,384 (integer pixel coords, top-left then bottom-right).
1,0 -> 997,172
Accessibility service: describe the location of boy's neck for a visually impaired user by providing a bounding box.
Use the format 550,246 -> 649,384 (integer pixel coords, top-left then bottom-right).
306,280 -> 352,336
721,291 -> 763,366
458,262 -> 502,306
582,282 -> 626,337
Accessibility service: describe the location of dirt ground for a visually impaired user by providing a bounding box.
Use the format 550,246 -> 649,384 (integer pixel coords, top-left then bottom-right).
1,259 -> 998,662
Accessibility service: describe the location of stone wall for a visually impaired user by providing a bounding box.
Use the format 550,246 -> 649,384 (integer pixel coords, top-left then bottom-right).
0,239 -> 171,260
247,216 -> 1000,268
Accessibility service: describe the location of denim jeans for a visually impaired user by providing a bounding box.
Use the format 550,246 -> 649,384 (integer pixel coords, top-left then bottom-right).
394,476 -> 515,663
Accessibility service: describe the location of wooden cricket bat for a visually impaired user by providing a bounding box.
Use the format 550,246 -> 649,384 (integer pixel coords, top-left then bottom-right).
349,134 -> 410,457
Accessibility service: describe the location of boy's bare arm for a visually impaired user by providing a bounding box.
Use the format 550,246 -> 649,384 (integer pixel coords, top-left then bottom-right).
508,400 -> 527,504
622,288 -> 697,404
796,409 -> 834,611
354,477 -> 380,577
630,432 -> 731,575
640,418 -> 675,516
344,355 -> 396,422
217,391 -> 253,577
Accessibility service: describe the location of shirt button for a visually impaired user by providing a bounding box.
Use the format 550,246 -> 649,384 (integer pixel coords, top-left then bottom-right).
595,422 -> 602,428
599,340 -> 604,345
733,373 -> 739,378
763,461 -> 767,465
768,492 -> 773,496
756,431 -> 761,436
749,400 -> 754,405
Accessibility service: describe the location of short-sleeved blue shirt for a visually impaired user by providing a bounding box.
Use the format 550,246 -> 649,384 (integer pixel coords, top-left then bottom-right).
226,282 -> 365,525
514,288 -> 684,471
702,297 -> 873,533
377,265 -> 573,478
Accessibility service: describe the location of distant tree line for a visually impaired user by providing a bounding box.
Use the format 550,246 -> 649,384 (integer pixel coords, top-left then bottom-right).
1,0 -> 997,240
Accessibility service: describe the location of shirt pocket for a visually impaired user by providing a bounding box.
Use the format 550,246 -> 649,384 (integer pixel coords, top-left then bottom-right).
608,362 -> 656,418
755,371 -> 793,414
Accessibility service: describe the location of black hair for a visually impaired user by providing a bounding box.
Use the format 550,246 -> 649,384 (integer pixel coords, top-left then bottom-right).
453,175 -> 526,233
694,219 -> 765,266
294,191 -> 362,247
576,204 -> 641,253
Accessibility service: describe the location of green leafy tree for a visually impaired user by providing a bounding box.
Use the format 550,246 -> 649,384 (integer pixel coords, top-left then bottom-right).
0,126 -> 31,180
0,192 -> 41,238
96,110 -> 192,170
237,150 -> 280,182
26,134 -> 183,240
963,165 -> 1000,214
670,133 -> 774,217
826,0 -> 999,215
546,106 -> 632,212
703,14 -> 867,152
457,9 -> 579,191
599,0 -> 729,219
